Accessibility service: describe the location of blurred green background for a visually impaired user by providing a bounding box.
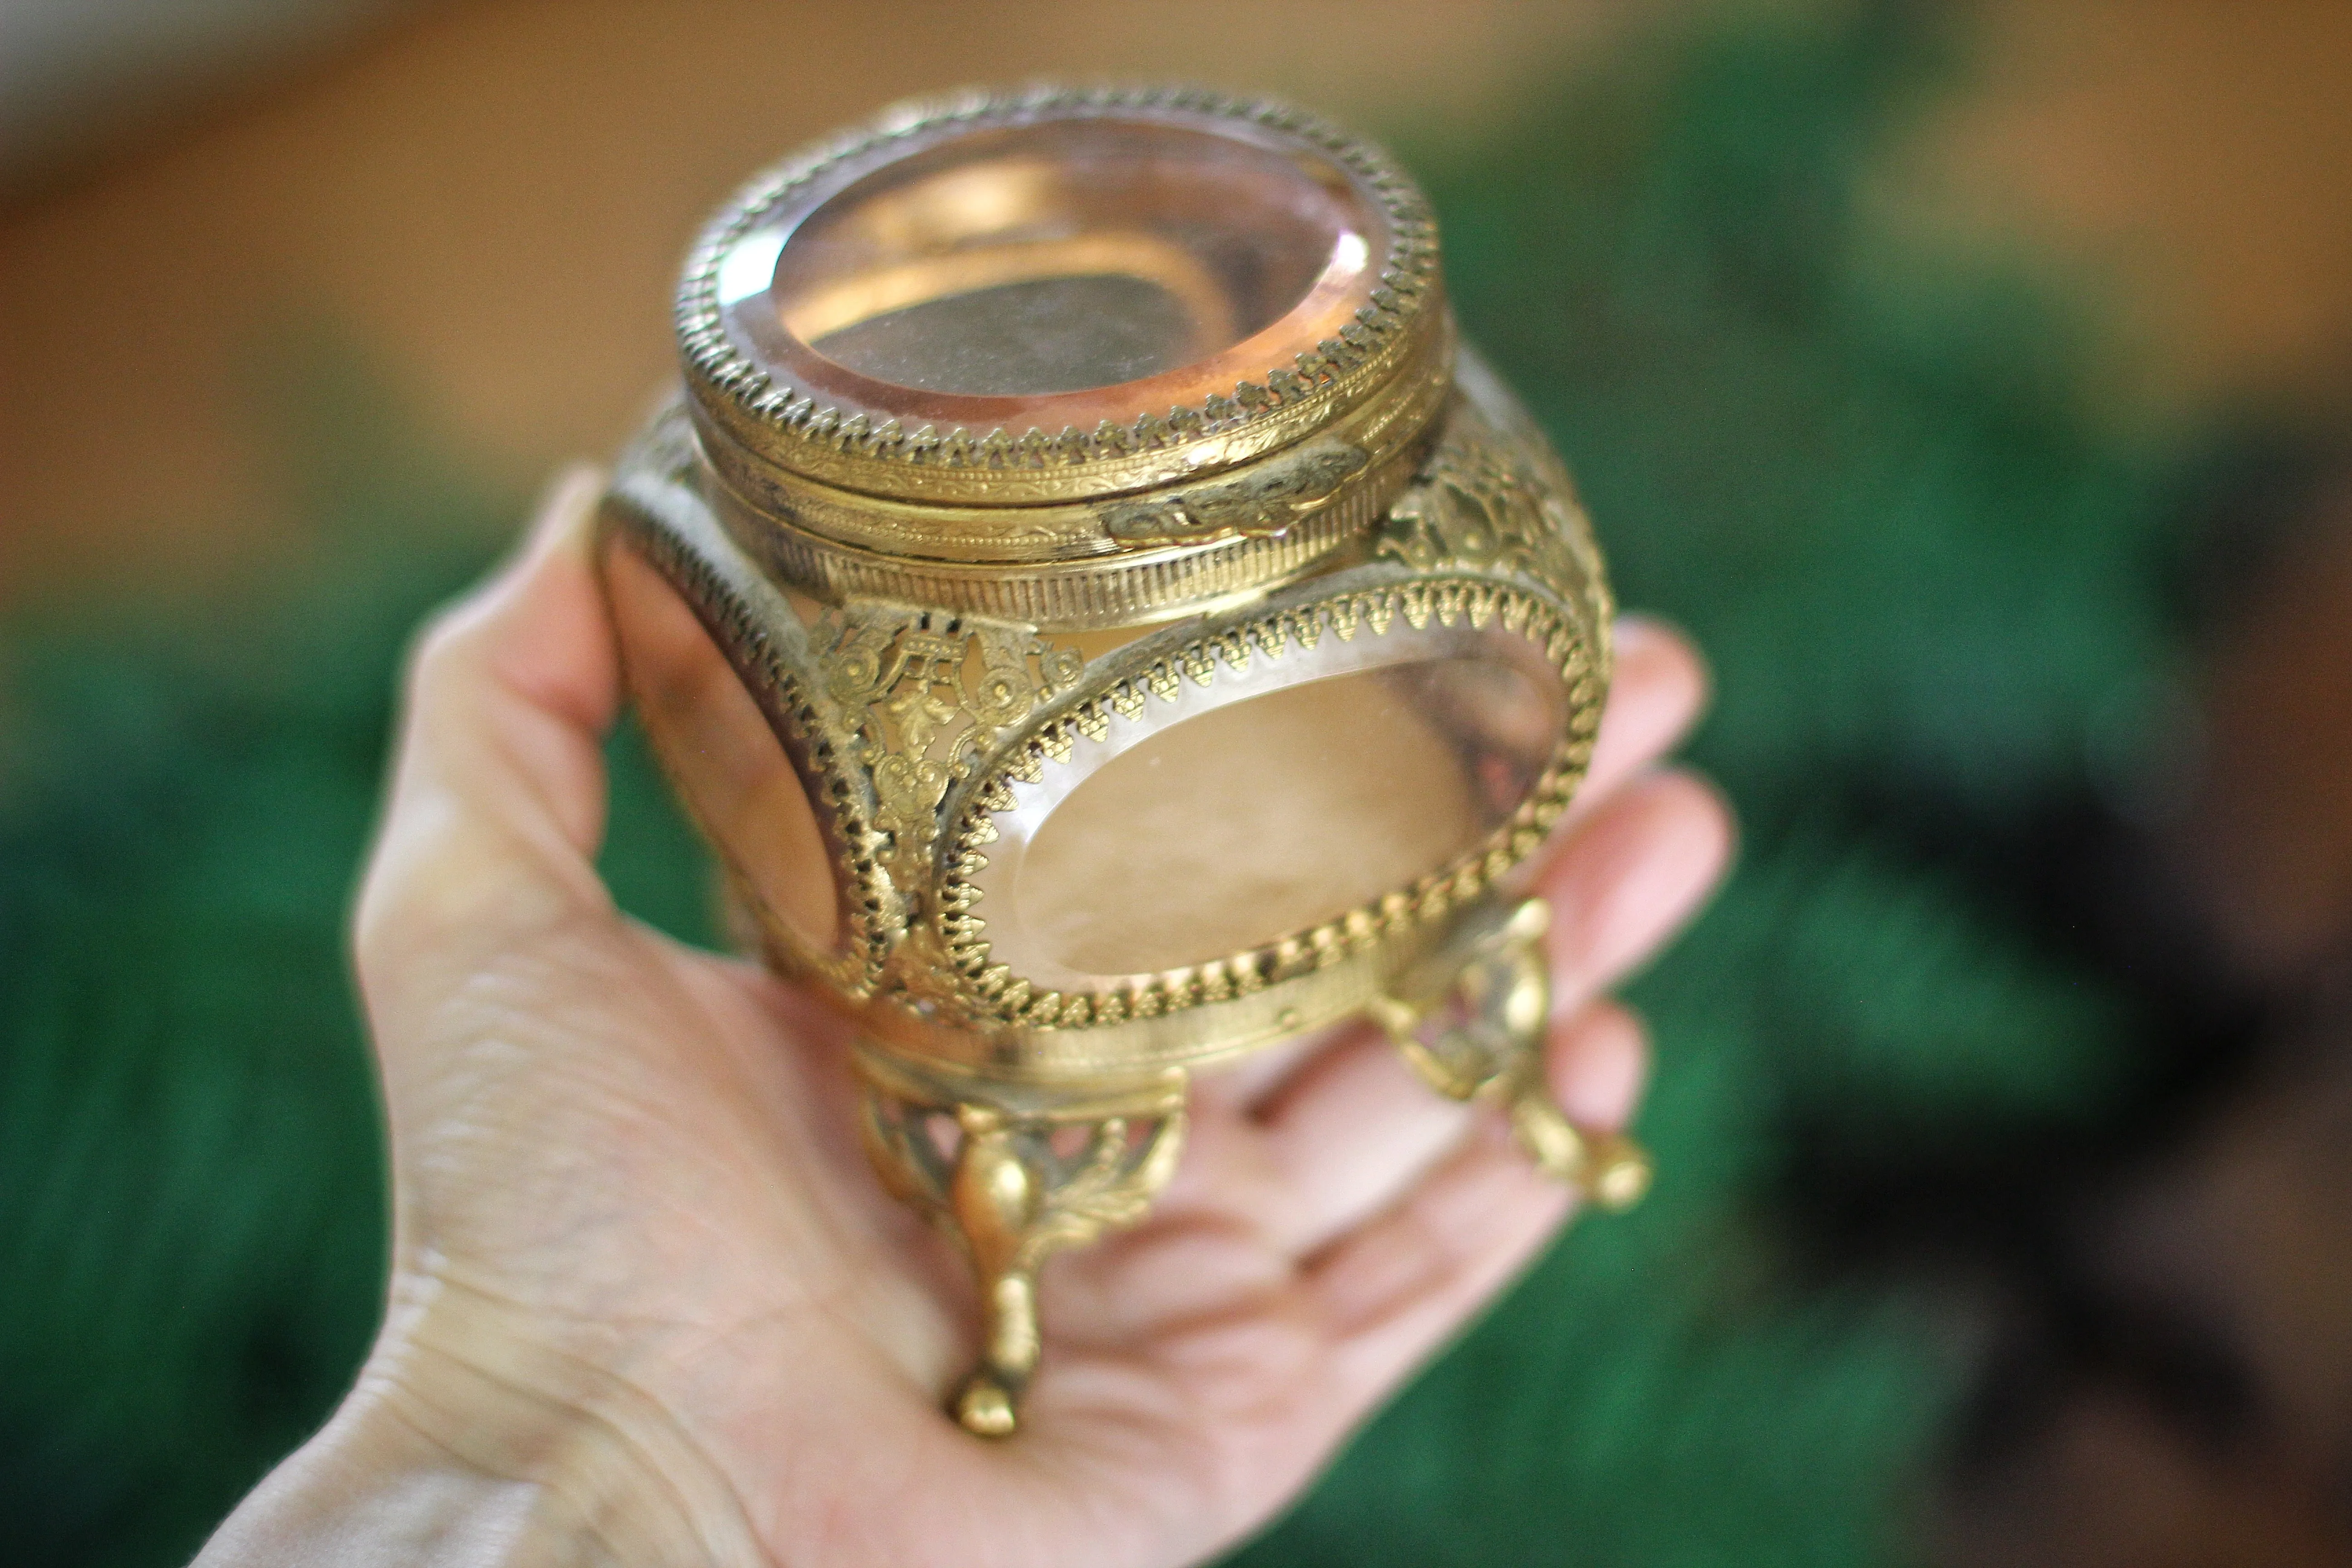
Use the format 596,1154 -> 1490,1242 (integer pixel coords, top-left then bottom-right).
7,2 -> 2352,1564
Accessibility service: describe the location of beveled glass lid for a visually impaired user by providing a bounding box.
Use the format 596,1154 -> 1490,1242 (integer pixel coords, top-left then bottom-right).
677,88 -> 1444,512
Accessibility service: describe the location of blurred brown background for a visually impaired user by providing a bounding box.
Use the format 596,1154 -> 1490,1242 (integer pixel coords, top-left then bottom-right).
6,0 -> 2352,598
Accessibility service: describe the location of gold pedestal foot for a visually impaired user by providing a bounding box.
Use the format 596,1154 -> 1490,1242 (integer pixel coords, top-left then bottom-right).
1375,897 -> 1651,1210
1504,1072 -> 1653,1210
954,1371 -> 1021,1438
857,1051 -> 1187,1437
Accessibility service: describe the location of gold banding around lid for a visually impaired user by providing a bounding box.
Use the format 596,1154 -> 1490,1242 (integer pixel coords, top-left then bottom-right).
677,86 -> 1445,518
690,317 -> 1452,628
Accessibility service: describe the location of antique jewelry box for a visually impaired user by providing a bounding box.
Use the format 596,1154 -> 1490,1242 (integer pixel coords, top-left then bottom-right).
598,87 -> 1645,1435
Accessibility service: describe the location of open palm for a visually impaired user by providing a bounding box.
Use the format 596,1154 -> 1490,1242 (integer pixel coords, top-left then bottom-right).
201,470 -> 1730,1568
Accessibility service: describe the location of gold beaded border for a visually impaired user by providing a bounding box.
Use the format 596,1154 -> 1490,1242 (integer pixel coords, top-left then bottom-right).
597,421 -> 905,1001
934,574 -> 1605,1029
677,84 -> 1443,507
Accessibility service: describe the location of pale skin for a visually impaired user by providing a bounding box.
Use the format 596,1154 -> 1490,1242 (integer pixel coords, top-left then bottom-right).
199,468 -> 1733,1568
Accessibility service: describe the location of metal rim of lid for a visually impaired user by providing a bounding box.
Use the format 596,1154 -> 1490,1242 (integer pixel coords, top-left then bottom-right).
675,84 -> 1446,516
694,327 -> 1452,628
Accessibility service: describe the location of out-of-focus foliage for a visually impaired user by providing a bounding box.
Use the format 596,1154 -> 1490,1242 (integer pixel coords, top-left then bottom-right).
0,370 -> 710,1566
0,4 -> 2209,1564
1240,4 -> 2195,1563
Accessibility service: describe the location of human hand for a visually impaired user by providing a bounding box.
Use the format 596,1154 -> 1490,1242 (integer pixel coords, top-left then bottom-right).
201,469 -> 1731,1568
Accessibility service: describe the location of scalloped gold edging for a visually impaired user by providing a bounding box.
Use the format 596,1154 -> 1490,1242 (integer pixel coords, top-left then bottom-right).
676,83 -> 1443,509
933,575 -> 1606,1031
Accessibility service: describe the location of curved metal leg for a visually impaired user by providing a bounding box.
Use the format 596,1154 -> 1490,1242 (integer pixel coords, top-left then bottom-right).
1372,897 -> 1651,1211
857,1051 -> 1188,1436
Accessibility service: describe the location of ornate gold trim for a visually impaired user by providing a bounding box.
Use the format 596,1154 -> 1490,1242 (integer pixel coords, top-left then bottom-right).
856,1048 -> 1187,1436
605,360 -> 1612,1067
597,414 -> 902,999
902,382 -> 1609,1034
933,573 -> 1604,1032
1372,897 -> 1651,1210
814,600 -> 1086,902
698,315 -> 1451,565
676,85 -> 1444,509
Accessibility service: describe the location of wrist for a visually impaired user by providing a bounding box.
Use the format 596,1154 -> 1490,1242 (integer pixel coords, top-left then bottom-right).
198,1273 -> 768,1567
196,1384 -> 579,1568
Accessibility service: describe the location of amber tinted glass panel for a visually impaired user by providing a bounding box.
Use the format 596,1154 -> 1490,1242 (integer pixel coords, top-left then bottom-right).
1016,653 -> 1559,977
730,116 -> 1376,406
603,542 -> 839,953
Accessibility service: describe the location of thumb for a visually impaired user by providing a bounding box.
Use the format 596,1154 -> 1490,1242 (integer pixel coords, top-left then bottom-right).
354,465 -> 619,990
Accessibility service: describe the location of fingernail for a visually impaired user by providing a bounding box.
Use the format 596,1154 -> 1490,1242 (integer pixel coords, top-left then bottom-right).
512,462 -> 605,570
1613,613 -> 1712,704
534,461 -> 603,532
1612,613 -> 1667,652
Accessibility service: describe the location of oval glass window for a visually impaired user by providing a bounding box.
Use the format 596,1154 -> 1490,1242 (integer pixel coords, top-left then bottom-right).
603,541 -> 841,956
981,629 -> 1564,984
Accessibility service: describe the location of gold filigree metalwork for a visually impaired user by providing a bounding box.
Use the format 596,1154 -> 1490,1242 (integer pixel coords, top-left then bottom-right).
925,398 -> 1609,1036
819,603 -> 1084,892
1377,389 -> 1608,616
858,1052 -> 1188,1436
1371,898 -> 1651,1210
936,571 -> 1602,1031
